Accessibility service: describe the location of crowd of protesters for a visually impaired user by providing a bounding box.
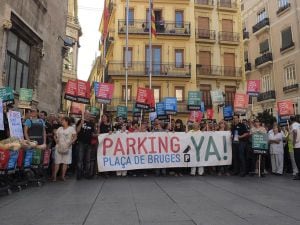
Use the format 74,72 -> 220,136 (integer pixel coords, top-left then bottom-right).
2,104 -> 300,181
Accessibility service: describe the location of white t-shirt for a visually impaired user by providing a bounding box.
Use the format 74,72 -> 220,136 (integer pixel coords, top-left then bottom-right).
269,132 -> 284,154
291,122 -> 300,148
56,126 -> 76,152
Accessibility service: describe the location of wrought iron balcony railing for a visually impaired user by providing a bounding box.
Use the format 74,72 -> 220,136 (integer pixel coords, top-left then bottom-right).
283,83 -> 299,92
255,52 -> 273,67
219,31 -> 240,42
195,0 -> 214,6
243,31 -> 249,40
252,18 -> 270,34
106,61 -> 191,78
257,90 -> 276,102
196,29 -> 216,40
118,20 -> 191,36
245,62 -> 251,72
218,0 -> 237,9
196,65 -> 242,77
277,3 -> 291,15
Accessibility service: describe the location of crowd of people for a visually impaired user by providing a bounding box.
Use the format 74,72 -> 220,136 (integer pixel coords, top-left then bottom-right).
2,105 -> 300,181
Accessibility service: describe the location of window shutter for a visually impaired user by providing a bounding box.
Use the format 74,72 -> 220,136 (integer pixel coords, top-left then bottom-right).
259,39 -> 269,53
281,27 -> 292,48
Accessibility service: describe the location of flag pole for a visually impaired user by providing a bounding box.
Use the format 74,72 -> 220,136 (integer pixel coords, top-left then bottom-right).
125,0 -> 129,108
149,0 -> 152,90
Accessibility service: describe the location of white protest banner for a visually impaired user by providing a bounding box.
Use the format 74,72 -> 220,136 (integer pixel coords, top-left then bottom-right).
0,101 -> 4,130
97,131 -> 232,172
7,111 -> 24,139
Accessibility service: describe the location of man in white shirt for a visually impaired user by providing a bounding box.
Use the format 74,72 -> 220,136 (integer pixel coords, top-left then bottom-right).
290,116 -> 300,180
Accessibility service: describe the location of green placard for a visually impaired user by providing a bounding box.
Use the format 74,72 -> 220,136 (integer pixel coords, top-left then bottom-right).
0,87 -> 14,103
252,133 -> 269,154
19,88 -> 33,102
117,105 -> 128,119
188,91 -> 202,106
90,107 -> 100,116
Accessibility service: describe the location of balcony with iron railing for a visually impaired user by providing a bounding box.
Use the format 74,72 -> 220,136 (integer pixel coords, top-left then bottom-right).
245,62 -> 251,72
105,61 -> 191,78
283,83 -> 299,92
196,29 -> 216,42
196,65 -> 242,77
257,90 -> 276,102
255,52 -> 273,68
252,18 -> 270,34
118,20 -> 191,37
219,31 -> 240,45
217,0 -> 238,11
277,3 -> 291,16
195,0 -> 214,9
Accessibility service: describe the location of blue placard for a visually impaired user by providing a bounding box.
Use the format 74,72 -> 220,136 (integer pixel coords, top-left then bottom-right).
156,102 -> 165,116
94,82 -> 100,96
24,150 -> 33,168
223,106 -> 233,120
164,97 -> 177,112
7,150 -> 19,170
200,101 -> 205,112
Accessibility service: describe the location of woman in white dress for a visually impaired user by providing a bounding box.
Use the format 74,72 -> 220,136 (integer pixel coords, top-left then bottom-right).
269,124 -> 284,175
53,117 -> 77,181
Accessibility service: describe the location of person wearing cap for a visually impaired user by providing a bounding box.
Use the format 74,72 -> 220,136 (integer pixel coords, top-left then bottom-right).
24,108 -> 46,146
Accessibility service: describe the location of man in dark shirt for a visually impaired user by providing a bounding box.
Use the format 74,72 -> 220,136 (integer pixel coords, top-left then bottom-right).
76,111 -> 95,180
231,115 -> 249,176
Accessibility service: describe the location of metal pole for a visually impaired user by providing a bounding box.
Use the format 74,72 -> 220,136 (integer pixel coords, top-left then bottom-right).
125,0 -> 129,107
149,0 -> 152,90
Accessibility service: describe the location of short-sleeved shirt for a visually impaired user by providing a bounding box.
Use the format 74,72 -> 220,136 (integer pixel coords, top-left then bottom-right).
231,123 -> 249,142
269,132 -> 284,154
76,120 -> 95,143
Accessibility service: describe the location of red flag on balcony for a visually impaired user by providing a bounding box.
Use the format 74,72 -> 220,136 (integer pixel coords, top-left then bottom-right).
102,0 -> 110,43
151,1 -> 156,37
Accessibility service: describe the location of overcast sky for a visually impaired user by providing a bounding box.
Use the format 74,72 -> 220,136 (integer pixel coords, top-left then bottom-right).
77,0 -> 103,81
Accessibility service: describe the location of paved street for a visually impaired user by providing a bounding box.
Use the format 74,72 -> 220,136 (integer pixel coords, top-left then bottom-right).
0,175 -> 300,225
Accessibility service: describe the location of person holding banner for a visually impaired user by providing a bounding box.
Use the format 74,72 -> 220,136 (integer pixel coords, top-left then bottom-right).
217,120 -> 230,176
290,116 -> 300,180
269,124 -> 284,175
190,122 -> 204,176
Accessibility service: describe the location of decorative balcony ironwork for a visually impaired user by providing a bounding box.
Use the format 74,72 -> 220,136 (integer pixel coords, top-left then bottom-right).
243,31 -> 249,40
196,65 -> 242,77
196,29 -> 216,40
277,3 -> 291,15
255,52 -> 273,68
106,61 -> 191,78
257,90 -> 276,102
195,0 -> 214,6
252,18 -> 270,34
218,0 -> 237,9
245,62 -> 251,72
280,42 -> 295,53
118,20 -> 191,36
283,83 -> 299,92
219,31 -> 240,43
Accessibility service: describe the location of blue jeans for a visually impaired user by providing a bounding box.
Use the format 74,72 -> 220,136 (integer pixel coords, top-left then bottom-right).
76,142 -> 92,177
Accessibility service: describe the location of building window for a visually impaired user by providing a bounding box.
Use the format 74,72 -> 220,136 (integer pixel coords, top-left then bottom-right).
122,85 -> 132,101
259,39 -> 269,54
123,47 -> 132,67
278,0 -> 289,8
284,64 -> 296,87
175,10 -> 184,28
281,27 -> 294,51
175,49 -> 184,68
244,50 -> 249,62
5,31 -> 30,92
200,84 -> 212,108
175,87 -> 184,102
152,86 -> 161,103
262,74 -> 272,92
257,9 -> 267,22
225,86 -> 236,107
125,8 -> 134,25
